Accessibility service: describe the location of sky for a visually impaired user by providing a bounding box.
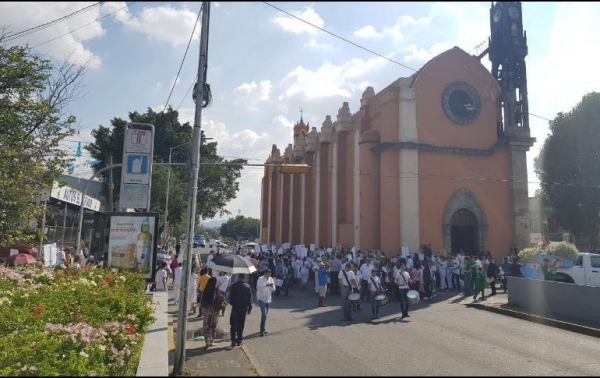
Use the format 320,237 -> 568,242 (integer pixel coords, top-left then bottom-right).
2,1 -> 600,225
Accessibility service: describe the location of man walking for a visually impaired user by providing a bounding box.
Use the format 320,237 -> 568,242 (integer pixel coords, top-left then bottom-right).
487,257 -> 498,296
338,263 -> 358,322
229,273 -> 253,347
256,269 -> 276,336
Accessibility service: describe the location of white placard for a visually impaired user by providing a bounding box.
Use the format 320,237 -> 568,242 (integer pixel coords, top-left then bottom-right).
310,244 -> 315,252
401,247 -> 410,257
124,129 -> 153,154
326,248 -> 333,253
9,249 -> 18,257
43,244 -> 57,267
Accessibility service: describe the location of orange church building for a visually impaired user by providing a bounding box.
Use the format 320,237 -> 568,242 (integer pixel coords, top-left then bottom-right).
260,2 -> 535,259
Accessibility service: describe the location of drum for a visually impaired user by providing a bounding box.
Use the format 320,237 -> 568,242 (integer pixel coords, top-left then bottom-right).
374,293 -> 388,307
407,290 -> 420,304
347,293 -> 361,310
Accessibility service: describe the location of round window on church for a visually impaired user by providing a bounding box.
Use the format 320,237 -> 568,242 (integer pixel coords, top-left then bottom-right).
441,81 -> 482,125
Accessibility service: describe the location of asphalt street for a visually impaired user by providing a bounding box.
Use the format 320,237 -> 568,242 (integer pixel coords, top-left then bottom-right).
193,247 -> 600,376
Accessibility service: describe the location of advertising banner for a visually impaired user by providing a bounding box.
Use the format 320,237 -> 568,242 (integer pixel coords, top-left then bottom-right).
107,212 -> 159,282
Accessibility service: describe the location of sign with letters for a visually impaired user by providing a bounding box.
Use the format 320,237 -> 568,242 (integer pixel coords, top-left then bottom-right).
123,153 -> 150,184
120,126 -> 154,210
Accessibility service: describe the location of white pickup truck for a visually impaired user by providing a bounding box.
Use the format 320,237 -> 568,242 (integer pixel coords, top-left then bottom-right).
554,252 -> 600,287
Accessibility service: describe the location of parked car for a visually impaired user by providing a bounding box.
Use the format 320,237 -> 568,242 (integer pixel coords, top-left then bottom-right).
554,252 -> 600,287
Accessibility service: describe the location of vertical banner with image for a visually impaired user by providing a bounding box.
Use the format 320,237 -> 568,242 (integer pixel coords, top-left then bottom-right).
106,212 -> 159,282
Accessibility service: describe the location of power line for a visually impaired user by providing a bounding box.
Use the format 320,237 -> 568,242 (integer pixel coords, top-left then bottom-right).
32,2 -> 135,49
262,2 -> 555,124
4,2 -> 101,42
175,79 -> 197,111
164,5 -> 202,111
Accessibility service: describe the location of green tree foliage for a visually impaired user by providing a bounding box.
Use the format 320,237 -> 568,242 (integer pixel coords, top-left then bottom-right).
0,35 -> 87,245
86,107 -> 246,233
219,215 -> 260,240
535,92 -> 600,247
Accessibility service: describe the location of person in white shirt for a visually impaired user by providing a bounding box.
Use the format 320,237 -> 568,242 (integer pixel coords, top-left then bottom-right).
352,263 -> 363,311
56,249 -> 66,268
216,271 -> 231,316
406,256 -> 414,271
451,255 -> 461,290
394,263 -> 412,319
368,269 -> 384,319
156,262 -> 168,292
207,251 -> 215,265
438,257 -> 448,290
338,264 -> 358,322
173,265 -> 183,304
359,258 -> 374,304
256,269 -> 276,336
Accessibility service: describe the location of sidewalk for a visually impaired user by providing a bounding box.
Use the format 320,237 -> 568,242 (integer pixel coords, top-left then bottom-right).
167,286 -> 262,377
458,291 -> 600,338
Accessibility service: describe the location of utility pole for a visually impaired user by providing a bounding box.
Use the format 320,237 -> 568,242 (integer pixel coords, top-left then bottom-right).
165,149 -> 172,247
108,156 -> 114,212
174,2 -> 210,375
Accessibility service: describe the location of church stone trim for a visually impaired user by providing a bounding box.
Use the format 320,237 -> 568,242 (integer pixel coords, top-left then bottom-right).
443,187 -> 489,254
372,140 -> 507,156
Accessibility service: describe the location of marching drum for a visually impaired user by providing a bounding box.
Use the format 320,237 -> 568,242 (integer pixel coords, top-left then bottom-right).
347,292 -> 361,310
374,293 -> 388,307
407,290 -> 420,304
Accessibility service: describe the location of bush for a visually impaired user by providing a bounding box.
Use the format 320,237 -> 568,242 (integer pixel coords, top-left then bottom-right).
547,241 -> 579,261
518,247 -> 542,263
0,266 -> 155,376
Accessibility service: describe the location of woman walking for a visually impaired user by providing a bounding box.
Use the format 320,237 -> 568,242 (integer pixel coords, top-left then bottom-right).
200,276 -> 222,348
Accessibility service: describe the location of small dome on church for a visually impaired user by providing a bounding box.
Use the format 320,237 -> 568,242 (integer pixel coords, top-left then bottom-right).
293,118 -> 309,136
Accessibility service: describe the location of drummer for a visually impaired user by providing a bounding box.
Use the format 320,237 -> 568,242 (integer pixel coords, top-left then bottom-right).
369,269 -> 384,319
338,263 -> 358,322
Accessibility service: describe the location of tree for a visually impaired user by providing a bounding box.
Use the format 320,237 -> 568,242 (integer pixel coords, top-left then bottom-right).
0,33 -> 88,246
86,107 -> 247,233
535,92 -> 600,248
219,215 -> 260,240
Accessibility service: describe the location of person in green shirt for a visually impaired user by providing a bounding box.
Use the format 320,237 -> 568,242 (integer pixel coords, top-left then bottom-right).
463,257 -> 475,296
541,258 -> 556,281
473,266 -> 486,301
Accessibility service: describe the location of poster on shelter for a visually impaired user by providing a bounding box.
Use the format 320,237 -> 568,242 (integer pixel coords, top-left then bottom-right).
107,212 -> 159,282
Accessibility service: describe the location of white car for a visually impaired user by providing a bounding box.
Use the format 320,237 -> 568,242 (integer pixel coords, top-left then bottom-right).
555,252 -> 600,287
209,239 -> 228,249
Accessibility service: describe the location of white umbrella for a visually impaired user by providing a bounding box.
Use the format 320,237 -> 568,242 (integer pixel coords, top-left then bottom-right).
207,254 -> 257,274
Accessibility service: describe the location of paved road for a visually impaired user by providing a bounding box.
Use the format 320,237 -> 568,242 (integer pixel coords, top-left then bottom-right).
234,283 -> 600,376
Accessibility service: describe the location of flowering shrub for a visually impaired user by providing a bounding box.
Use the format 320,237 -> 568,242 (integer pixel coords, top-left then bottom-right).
0,266 -> 155,376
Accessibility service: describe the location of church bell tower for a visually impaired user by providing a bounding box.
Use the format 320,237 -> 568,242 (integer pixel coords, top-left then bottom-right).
488,1 -> 535,251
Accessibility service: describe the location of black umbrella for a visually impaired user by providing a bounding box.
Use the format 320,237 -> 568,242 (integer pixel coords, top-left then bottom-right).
207,254 -> 257,274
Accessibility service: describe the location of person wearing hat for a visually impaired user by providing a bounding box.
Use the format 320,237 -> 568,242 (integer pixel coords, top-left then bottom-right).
317,262 -> 329,308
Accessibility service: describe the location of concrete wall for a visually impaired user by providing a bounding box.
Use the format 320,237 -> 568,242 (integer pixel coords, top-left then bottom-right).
508,277 -> 600,326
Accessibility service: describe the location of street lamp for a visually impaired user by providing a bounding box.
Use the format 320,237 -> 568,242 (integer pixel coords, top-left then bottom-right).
165,143 -> 187,248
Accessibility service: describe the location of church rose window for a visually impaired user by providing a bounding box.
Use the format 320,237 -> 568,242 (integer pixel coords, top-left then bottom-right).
441,81 -> 482,125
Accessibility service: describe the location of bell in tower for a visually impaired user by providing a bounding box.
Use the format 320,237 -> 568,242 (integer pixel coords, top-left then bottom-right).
489,1 -> 530,139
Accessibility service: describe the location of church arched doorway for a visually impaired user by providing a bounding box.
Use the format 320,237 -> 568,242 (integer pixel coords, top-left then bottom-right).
450,208 -> 478,255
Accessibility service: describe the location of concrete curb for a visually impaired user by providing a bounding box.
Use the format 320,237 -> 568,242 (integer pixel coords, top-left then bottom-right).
137,292 -> 170,377
466,302 -> 600,338
241,344 -> 267,376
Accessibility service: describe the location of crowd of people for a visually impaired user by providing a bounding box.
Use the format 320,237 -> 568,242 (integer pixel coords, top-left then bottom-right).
156,243 -> 531,348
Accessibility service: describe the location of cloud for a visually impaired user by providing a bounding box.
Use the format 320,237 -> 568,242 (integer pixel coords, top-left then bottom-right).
280,54 -> 393,101
153,82 -> 163,94
272,6 -> 324,36
169,77 -> 181,89
353,24 -> 402,41
109,3 -> 201,46
303,38 -> 335,51
233,80 -> 272,111
0,2 -> 109,68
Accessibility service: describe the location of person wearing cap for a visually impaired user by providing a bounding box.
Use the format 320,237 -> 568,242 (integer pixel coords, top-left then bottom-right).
317,262 -> 329,308
256,268 -> 276,336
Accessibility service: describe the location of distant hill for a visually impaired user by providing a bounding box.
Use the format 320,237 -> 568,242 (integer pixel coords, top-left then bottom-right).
201,219 -> 226,229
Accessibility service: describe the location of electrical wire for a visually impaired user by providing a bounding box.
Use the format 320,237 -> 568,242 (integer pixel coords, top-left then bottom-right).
163,4 -> 202,112
3,2 -> 102,42
175,79 -> 197,111
262,1 -> 554,124
31,2 -> 135,49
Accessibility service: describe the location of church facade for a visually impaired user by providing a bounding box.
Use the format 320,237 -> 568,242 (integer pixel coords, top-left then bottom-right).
259,2 -> 535,259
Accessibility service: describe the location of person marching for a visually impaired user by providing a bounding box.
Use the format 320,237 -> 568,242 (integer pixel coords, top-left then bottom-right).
473,266 -> 486,301
395,263 -> 412,319
369,269 -> 384,319
200,276 -> 222,348
256,269 -> 276,336
317,262 -> 329,308
338,263 -> 358,322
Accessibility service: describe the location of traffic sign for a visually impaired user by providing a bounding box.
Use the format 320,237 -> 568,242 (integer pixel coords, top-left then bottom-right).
125,129 -> 153,154
123,153 -> 150,184
120,184 -> 150,209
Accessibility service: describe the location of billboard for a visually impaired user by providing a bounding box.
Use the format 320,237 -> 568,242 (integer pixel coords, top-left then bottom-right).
106,212 -> 159,282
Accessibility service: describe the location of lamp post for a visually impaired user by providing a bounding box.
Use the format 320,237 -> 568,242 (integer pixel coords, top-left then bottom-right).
165,143 -> 187,249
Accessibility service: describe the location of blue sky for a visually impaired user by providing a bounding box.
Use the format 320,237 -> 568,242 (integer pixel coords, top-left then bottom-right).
2,1 -> 600,223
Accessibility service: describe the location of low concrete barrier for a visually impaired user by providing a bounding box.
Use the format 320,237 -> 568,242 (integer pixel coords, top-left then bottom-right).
508,276 -> 600,326
137,291 -> 169,377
